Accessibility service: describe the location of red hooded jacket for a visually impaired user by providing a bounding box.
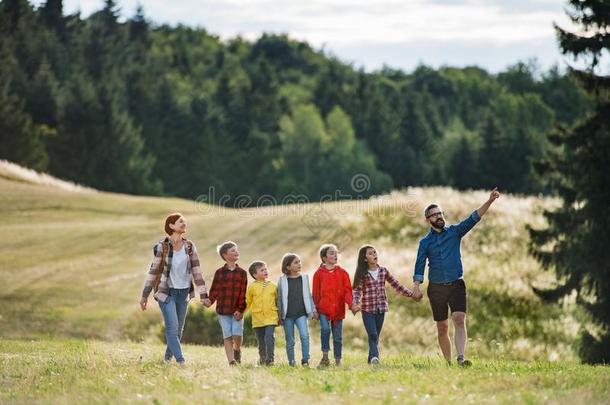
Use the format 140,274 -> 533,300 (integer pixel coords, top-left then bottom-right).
312,264 -> 353,321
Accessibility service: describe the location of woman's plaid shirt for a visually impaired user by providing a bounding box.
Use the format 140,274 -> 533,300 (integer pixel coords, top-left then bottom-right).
352,266 -> 413,313
141,238 -> 207,303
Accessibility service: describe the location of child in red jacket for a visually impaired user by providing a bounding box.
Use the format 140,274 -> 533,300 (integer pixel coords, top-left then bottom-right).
312,243 -> 353,367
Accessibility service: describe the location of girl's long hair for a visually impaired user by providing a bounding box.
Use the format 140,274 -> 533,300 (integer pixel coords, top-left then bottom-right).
281,253 -> 299,275
353,244 -> 375,289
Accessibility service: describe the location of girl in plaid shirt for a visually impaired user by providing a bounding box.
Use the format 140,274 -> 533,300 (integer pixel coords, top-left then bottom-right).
352,244 -> 417,364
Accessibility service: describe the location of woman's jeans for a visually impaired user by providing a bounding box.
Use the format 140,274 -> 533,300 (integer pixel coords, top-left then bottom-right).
319,314 -> 343,359
158,288 -> 190,362
362,310 -> 385,362
283,315 -> 310,363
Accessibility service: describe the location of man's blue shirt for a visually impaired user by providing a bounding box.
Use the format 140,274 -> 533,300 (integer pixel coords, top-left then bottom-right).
413,210 -> 481,284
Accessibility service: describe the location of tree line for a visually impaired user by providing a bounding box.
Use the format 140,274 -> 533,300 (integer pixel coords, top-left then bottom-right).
0,0 -> 591,203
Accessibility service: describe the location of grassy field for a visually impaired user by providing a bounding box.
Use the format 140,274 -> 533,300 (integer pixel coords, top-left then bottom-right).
1,163 -> 608,403
2,339 -> 609,404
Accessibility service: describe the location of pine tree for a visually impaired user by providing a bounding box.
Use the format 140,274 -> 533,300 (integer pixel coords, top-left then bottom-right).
0,84 -> 48,171
478,114 -> 511,190
529,0 -> 610,364
450,135 -> 476,190
508,123 -> 537,193
39,0 -> 65,37
50,73 -> 158,194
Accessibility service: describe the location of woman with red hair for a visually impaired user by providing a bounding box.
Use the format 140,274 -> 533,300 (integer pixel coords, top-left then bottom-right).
140,213 -> 210,365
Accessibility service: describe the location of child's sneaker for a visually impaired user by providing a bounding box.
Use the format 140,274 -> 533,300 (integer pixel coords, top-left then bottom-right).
229,360 -> 238,366
234,350 -> 241,364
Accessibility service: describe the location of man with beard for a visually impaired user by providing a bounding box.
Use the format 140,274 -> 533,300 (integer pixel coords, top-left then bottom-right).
412,188 -> 500,367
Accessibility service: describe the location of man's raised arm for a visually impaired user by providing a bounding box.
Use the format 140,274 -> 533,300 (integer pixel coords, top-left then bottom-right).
476,187 -> 501,218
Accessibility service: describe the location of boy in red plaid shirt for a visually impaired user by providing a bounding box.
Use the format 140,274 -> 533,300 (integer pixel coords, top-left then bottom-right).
352,244 -> 419,364
206,241 -> 248,365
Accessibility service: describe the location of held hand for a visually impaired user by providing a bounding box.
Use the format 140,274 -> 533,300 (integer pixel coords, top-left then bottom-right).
312,312 -> 319,320
412,288 -> 423,301
139,297 -> 147,311
233,311 -> 243,321
489,187 -> 500,202
201,298 -> 211,307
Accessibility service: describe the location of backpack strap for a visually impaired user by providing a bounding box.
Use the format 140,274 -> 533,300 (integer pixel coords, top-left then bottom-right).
152,238 -> 170,293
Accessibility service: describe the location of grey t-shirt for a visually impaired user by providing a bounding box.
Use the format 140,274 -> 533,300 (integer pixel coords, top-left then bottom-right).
286,276 -> 307,319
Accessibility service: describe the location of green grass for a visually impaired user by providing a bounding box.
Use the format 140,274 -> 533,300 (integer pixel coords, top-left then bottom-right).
1,339 -> 608,404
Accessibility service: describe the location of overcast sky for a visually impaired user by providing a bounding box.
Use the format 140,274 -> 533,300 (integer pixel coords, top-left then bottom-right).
32,0 -> 583,73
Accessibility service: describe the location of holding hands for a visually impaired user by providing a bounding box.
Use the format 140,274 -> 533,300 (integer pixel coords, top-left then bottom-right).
351,303 -> 361,315
233,311 -> 243,321
201,298 -> 212,307
412,284 -> 423,302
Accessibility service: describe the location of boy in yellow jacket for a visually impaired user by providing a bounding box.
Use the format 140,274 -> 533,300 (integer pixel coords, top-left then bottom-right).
246,261 -> 279,365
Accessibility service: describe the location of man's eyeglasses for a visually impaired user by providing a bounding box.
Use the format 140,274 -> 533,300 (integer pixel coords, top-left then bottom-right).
426,211 -> 443,219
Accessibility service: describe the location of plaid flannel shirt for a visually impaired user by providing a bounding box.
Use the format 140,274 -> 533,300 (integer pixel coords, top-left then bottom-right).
208,264 -> 248,315
141,237 -> 207,303
352,266 -> 413,313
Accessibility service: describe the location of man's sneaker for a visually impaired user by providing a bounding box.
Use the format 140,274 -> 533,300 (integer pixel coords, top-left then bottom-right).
301,360 -> 309,367
234,350 -> 241,364
229,360 -> 238,366
318,357 -> 330,368
370,357 -> 380,365
458,358 -> 472,368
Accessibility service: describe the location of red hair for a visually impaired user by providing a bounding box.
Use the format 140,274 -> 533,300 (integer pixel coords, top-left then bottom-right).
164,213 -> 183,235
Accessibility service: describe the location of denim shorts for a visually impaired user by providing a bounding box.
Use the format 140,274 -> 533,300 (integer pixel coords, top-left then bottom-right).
218,314 -> 244,339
